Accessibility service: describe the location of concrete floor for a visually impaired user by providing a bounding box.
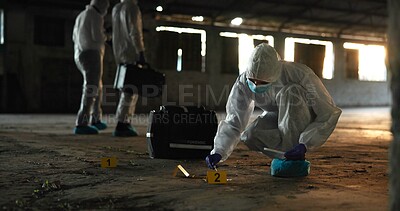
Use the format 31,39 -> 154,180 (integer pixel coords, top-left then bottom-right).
0,107 -> 391,210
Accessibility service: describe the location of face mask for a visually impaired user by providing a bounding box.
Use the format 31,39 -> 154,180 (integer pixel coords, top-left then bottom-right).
246,78 -> 271,94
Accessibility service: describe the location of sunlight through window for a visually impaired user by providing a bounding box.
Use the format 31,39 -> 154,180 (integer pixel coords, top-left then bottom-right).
177,48 -> 182,72
343,43 -> 387,81
220,32 -> 274,74
0,9 -> 4,44
238,34 -> 254,74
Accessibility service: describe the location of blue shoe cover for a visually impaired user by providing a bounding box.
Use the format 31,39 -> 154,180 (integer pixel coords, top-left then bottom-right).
92,121 -> 107,130
113,124 -> 138,137
74,125 -> 99,135
270,159 -> 310,177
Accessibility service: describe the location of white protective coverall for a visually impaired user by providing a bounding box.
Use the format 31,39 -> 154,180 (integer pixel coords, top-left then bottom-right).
211,43 -> 342,161
73,0 -> 109,126
112,0 -> 145,123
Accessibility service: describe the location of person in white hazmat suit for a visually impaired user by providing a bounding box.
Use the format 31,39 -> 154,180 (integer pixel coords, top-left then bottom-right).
111,0 -> 146,137
72,0 -> 110,135
206,43 -> 342,169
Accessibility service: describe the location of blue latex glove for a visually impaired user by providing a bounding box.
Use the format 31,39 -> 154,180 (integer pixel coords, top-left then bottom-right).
284,144 -> 307,160
205,154 -> 222,169
137,51 -> 146,65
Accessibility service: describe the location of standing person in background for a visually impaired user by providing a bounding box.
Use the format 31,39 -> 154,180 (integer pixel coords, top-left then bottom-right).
72,0 -> 110,135
111,0 -> 146,137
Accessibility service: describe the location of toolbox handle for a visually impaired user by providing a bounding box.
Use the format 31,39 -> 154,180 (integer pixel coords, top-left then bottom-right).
159,105 -> 206,113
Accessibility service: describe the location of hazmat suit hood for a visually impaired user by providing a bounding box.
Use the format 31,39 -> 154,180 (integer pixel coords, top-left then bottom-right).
90,0 -> 110,16
246,43 -> 282,82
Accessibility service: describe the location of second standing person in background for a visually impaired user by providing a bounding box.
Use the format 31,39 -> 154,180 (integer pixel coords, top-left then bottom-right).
112,0 -> 146,137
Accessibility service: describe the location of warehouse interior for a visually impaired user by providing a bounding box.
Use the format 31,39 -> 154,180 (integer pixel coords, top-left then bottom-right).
0,0 -> 391,113
1,0 -> 399,210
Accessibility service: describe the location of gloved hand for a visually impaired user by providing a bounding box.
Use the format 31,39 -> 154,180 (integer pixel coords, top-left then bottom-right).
205,153 -> 222,169
284,144 -> 307,160
137,51 -> 146,65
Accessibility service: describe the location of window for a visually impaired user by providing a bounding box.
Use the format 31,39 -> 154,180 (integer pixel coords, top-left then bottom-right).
181,33 -> 202,71
343,43 -> 386,81
220,32 -> 274,74
0,9 -> 4,44
156,31 -> 179,70
221,36 -> 239,74
34,16 -> 65,47
285,38 -> 334,79
156,26 -> 205,72
345,49 -> 359,79
253,35 -> 274,47
294,43 -> 326,78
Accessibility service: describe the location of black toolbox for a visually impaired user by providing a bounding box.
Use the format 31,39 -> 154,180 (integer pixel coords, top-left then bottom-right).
146,105 -> 218,159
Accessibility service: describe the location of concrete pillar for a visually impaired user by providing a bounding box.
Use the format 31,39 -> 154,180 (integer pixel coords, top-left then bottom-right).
0,1 -> 4,111
24,11 -> 41,111
333,39 -> 346,81
0,58 -> 5,111
387,0 -> 400,210
205,27 -> 222,109
274,34 -> 285,59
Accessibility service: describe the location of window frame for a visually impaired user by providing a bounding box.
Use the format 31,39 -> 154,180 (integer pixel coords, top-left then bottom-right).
0,8 -> 4,45
155,26 -> 206,72
284,37 -> 334,80
220,32 -> 275,75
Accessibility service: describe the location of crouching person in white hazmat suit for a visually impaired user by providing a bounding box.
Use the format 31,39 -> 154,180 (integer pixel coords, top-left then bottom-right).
111,0 -> 146,136
72,0 -> 110,134
205,43 -> 342,176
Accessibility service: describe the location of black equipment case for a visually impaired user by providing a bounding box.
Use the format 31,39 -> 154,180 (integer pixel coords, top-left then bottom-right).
147,105 -> 218,159
114,63 -> 165,98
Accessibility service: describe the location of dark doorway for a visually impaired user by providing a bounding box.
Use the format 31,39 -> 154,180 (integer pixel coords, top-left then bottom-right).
294,43 -> 326,78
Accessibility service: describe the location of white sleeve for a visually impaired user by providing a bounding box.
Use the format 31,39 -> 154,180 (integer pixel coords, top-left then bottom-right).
297,65 -> 342,150
211,78 -> 255,161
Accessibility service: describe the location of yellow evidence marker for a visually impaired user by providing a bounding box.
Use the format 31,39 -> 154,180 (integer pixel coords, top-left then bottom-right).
101,157 -> 117,168
207,170 -> 227,184
172,164 -> 191,177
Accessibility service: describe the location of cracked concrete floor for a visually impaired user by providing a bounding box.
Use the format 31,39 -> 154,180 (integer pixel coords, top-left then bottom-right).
0,107 -> 391,210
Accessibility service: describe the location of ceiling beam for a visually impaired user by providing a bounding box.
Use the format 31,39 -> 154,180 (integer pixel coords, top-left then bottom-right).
252,0 -> 387,18
278,0 -> 324,30
337,4 -> 387,35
